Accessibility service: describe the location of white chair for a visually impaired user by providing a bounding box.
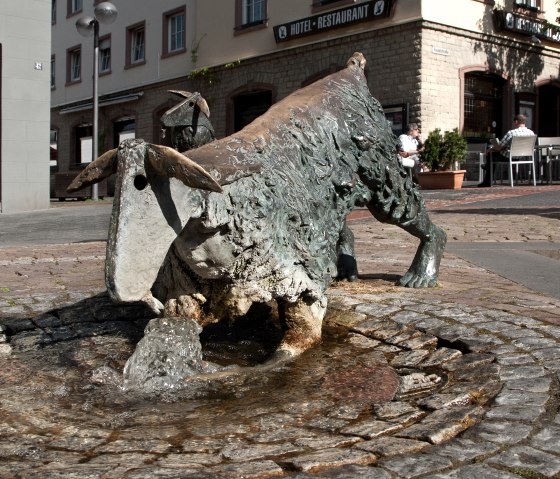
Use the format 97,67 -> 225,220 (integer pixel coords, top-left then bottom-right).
494,135 -> 537,187
537,136 -> 560,184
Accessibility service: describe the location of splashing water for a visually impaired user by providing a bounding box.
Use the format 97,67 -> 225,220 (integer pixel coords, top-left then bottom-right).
123,316 -> 218,391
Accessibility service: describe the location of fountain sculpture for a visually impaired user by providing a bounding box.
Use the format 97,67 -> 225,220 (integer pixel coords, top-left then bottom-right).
67,52 -> 446,382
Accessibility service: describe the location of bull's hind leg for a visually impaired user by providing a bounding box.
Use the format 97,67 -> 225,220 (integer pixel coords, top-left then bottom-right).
336,221 -> 358,281
394,209 -> 447,288
367,166 -> 447,288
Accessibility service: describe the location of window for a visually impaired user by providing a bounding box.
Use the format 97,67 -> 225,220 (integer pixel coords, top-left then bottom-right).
514,0 -> 540,10
243,0 -> 265,25
70,49 -> 80,81
132,29 -> 145,63
163,7 -> 186,57
51,55 -> 55,89
126,22 -> 146,67
235,0 -> 267,31
99,35 -> 111,74
52,0 -> 56,24
66,45 -> 81,84
311,0 -> 354,12
67,0 -> 82,16
169,14 -> 185,51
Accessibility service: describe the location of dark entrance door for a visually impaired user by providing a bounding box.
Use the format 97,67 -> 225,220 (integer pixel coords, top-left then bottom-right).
233,90 -> 272,132
538,84 -> 560,136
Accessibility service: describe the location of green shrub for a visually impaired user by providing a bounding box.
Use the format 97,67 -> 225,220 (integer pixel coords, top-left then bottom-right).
421,128 -> 467,171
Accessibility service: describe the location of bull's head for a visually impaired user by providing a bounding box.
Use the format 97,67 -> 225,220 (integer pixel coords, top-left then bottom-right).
67,139 -> 222,313
160,90 -> 215,152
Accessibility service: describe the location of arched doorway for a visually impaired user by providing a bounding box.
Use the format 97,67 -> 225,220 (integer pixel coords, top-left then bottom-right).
463,71 -> 507,141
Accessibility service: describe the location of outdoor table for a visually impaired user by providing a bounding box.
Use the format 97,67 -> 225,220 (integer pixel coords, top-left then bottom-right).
535,144 -> 560,183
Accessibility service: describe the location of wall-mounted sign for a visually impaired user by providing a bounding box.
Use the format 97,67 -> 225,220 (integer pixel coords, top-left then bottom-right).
432,46 -> 450,56
273,0 -> 393,43
494,9 -> 560,44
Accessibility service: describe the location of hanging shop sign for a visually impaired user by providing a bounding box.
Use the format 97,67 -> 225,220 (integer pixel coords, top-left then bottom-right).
494,9 -> 560,44
273,0 -> 393,43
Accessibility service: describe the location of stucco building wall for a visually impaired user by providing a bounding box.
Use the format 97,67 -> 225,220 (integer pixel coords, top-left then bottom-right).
1,0 -> 51,212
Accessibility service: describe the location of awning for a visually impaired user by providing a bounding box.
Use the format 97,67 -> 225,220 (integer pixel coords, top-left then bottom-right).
59,92 -> 144,114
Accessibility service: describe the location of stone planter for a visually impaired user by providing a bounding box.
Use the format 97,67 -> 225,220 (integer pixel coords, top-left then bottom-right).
416,170 -> 466,190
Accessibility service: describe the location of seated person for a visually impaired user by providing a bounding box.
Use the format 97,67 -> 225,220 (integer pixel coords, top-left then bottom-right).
479,114 -> 535,187
398,123 -> 424,172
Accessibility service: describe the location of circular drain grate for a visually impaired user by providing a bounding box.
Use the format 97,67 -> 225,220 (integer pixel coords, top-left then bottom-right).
322,364 -> 400,402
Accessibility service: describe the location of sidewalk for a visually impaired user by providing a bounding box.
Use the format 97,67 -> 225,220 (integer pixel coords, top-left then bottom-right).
1,185 -> 560,478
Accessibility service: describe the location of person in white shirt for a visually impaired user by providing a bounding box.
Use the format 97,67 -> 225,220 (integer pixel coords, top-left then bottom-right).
398,123 -> 424,172
479,114 -> 535,187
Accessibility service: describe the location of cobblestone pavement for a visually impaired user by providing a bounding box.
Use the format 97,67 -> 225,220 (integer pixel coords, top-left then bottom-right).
1,185 -> 560,478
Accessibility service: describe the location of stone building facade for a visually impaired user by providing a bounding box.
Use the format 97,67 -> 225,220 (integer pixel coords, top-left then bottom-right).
50,0 -> 560,197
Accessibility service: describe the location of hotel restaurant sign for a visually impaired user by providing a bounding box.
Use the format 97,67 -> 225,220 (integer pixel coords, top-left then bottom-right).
495,9 -> 560,44
273,0 -> 393,43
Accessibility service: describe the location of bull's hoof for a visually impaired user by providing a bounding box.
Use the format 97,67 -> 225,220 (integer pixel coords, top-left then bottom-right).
398,226 -> 446,288
397,274 -> 438,288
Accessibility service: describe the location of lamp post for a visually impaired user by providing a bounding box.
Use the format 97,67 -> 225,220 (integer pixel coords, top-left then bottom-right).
76,1 -> 118,201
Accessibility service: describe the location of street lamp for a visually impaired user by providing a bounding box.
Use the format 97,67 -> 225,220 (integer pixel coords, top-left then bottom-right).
76,1 -> 118,200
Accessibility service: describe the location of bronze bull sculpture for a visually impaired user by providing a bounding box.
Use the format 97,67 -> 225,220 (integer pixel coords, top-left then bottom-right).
68,52 -> 446,362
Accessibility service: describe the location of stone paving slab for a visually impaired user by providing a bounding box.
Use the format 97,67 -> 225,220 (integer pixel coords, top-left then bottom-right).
1,186 -> 560,478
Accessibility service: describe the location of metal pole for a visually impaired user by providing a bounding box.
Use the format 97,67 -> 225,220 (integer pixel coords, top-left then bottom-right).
92,20 -> 99,201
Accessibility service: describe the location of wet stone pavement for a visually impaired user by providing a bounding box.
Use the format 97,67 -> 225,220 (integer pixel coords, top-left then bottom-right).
1,185 -> 560,478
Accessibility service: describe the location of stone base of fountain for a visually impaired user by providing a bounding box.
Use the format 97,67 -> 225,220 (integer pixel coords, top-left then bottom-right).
0,292 -> 502,477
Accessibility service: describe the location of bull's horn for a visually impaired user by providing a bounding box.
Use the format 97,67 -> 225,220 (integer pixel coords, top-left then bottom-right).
168,90 -> 210,118
66,148 -> 118,193
168,89 -> 193,98
196,97 -> 210,118
147,144 -> 223,193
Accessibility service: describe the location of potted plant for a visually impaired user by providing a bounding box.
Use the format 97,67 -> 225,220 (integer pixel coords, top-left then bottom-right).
418,128 -> 468,189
